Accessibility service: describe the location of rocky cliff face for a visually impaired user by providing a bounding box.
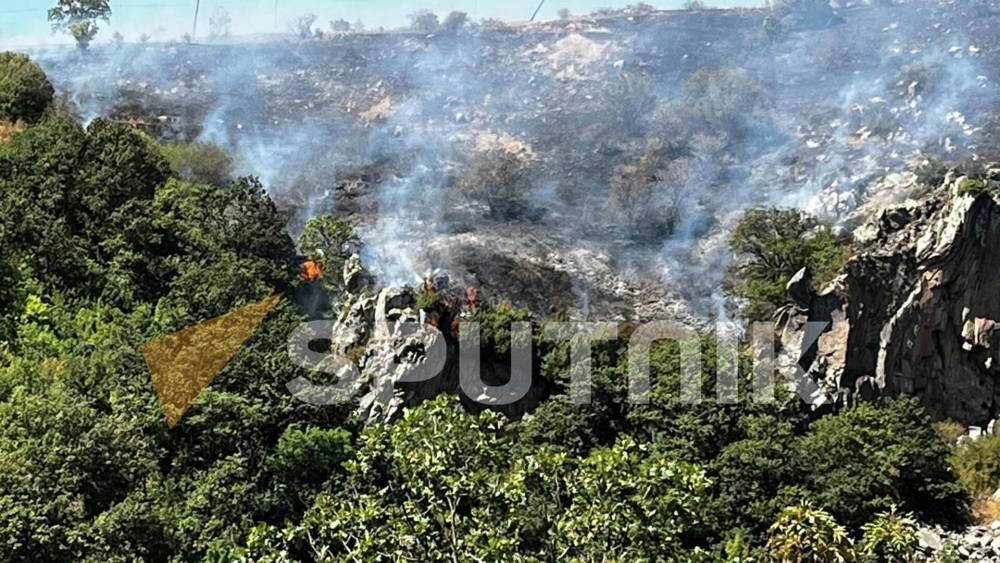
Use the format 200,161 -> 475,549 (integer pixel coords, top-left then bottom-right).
778,169 -> 1000,425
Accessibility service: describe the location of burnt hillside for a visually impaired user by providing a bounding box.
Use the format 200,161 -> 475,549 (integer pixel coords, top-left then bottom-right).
28,0 -> 1000,322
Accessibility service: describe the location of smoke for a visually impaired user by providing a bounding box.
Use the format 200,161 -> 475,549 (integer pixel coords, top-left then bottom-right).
20,2 -> 1000,322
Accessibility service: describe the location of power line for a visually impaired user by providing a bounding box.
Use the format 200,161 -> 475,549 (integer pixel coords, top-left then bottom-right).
192,0 -> 200,36
530,0 -> 546,21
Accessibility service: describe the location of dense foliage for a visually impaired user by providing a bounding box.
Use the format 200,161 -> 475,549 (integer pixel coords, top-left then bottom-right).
160,141 -> 235,187
0,54 -> 982,562
727,207 -> 851,319
0,52 -> 54,124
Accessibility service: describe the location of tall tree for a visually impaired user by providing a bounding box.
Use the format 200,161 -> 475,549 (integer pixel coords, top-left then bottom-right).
48,0 -> 111,49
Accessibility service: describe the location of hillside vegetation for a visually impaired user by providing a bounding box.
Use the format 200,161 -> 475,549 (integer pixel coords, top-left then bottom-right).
0,51 -> 995,563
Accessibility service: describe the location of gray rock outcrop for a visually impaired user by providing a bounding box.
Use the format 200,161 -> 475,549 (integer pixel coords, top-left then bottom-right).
777,171 -> 1000,425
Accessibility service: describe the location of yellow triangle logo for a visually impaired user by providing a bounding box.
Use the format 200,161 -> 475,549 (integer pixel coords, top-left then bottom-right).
142,294 -> 282,428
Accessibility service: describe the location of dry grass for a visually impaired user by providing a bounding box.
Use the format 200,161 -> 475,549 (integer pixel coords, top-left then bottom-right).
0,120 -> 25,143
973,497 -> 1000,524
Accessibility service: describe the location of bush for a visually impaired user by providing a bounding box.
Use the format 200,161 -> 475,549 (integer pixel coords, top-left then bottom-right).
160,141 -> 234,187
457,147 -> 535,220
267,424 -> 353,489
209,7 -> 232,39
680,67 -> 766,141
297,215 -> 356,288
708,414 -> 804,535
793,398 -> 968,529
766,503 -> 856,563
600,72 -> 656,137
605,138 -> 679,240
441,11 -> 469,33
768,0 -> 843,32
727,207 -> 850,319
950,432 -> 1000,496
860,506 -> 920,563
957,177 -> 989,197
0,52 -> 54,123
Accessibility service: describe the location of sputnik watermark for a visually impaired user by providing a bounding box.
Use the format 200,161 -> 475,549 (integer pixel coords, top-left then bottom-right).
285,312 -> 833,407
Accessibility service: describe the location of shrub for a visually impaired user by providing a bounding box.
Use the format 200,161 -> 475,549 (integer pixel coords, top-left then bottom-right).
414,283 -> 444,311
600,72 -> 656,137
768,0 -> 843,32
708,414 -> 804,535
793,398 -> 968,529
297,215 -> 357,290
267,424 -> 353,489
469,301 -> 532,359
209,7 -> 232,39
766,503 -> 856,563
329,19 -> 351,33
457,146 -> 535,220
605,138 -> 679,240
957,177 -> 989,197
0,120 -> 24,142
680,67 -> 766,140
78,119 -> 172,235
860,506 -> 920,563
441,11 -> 469,33
950,432 -> 1000,496
934,420 -> 966,446
0,52 -> 54,123
160,141 -> 234,187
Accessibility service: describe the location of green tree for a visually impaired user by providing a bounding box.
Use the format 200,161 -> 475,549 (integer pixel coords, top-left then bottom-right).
0,52 -> 54,123
793,398 -> 968,529
708,414 -> 804,536
48,0 -> 111,49
77,118 -> 171,239
288,395 -> 518,560
555,437 -> 711,560
728,207 -> 849,319
0,386 -> 159,561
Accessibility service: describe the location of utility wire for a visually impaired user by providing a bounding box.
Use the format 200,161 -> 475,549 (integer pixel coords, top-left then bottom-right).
192,0 -> 200,36
530,0 -> 546,21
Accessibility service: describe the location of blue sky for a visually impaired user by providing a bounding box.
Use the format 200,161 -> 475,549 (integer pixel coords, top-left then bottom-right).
0,0 -> 760,46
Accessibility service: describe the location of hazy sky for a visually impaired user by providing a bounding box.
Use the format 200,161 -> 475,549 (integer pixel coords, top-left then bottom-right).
0,0 -> 761,46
